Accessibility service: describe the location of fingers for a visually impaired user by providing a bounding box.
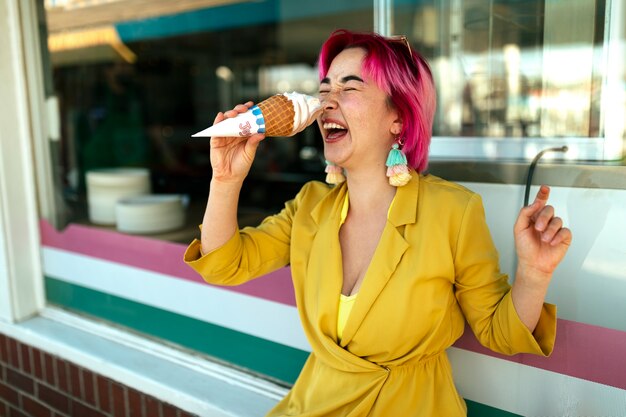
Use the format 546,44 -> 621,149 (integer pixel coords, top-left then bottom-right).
223,101 -> 254,119
213,111 -> 225,124
534,185 -> 550,205
533,205 -> 554,232
550,227 -> 573,247
537,214 -> 561,243
515,185 -> 551,233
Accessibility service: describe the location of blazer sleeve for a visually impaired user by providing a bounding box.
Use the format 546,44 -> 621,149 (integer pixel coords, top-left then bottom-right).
183,182 -> 311,286
453,193 -> 557,356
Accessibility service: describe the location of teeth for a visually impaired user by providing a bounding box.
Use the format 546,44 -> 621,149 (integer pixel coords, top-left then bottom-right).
323,123 -> 346,130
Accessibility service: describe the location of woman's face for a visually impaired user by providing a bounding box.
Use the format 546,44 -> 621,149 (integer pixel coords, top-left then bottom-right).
317,47 -> 402,172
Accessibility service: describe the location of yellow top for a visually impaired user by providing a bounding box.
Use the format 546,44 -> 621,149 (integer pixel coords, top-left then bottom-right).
336,193 -> 395,341
184,171 -> 556,417
337,293 -> 357,340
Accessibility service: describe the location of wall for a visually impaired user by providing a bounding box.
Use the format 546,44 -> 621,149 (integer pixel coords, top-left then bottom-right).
37,182 -> 626,416
0,333 -> 198,417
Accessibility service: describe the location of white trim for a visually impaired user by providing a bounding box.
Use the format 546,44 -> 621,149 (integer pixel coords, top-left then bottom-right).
0,0 -> 45,322
21,0 -> 63,228
0,308 -> 286,417
600,0 -> 626,158
430,136 -> 621,161
42,247 -> 311,352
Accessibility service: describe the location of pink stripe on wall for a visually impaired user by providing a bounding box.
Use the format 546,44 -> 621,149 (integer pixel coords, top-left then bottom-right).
40,220 -> 626,392
40,220 -> 296,307
453,320 -> 626,391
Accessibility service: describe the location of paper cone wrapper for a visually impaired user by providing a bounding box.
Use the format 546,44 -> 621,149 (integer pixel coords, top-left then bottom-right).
191,110 -> 262,138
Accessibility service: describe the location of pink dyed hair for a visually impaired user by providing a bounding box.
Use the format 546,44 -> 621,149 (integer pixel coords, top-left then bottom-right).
318,30 -> 436,173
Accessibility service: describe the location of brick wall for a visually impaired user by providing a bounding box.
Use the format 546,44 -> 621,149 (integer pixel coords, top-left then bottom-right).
0,333 -> 199,417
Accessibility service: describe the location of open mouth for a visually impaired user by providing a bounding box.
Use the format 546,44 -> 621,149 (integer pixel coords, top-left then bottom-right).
322,121 -> 348,141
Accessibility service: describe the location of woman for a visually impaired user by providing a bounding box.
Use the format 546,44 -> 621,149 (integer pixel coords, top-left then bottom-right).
184,30 -> 572,416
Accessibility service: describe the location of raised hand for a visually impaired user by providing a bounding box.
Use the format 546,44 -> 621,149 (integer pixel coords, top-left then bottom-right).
514,185 -> 572,282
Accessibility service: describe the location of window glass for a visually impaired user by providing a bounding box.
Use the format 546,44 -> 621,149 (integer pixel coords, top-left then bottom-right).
394,0 -> 606,139
45,0 -> 373,235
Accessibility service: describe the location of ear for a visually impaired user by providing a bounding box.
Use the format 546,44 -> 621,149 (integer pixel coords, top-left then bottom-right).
390,116 -> 403,136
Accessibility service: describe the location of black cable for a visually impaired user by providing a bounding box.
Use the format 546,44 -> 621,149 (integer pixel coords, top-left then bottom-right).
524,146 -> 569,207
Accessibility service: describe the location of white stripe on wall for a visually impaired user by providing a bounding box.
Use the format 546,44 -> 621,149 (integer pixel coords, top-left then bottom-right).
449,347 -> 626,417
42,247 -> 311,352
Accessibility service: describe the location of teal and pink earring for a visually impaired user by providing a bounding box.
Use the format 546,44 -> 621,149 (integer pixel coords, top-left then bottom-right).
386,139 -> 411,187
325,160 -> 346,185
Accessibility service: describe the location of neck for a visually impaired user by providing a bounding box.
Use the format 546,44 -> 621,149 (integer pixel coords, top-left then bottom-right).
344,165 -> 397,216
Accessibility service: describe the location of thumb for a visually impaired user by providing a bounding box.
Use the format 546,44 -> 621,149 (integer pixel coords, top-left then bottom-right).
515,185 -> 550,233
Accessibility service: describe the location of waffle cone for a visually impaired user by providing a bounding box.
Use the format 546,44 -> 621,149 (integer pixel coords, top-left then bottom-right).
257,95 -> 295,137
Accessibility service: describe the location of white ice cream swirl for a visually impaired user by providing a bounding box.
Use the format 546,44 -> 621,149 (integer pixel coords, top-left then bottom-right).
283,92 -> 322,136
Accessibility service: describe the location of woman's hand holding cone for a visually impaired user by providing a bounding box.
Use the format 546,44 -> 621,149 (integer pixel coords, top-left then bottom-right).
209,102 -> 266,184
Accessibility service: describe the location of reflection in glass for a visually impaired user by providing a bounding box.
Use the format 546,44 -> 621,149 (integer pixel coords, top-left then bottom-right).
394,0 -> 605,139
44,0 -> 373,231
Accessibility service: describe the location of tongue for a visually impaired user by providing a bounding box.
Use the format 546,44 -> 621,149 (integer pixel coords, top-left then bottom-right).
327,129 -> 347,140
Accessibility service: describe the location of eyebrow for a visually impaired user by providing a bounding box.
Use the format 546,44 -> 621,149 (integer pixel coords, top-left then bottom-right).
320,75 -> 364,85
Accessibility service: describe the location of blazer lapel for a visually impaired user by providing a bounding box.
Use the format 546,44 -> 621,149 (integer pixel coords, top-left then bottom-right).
306,183 -> 347,342
339,172 -> 420,346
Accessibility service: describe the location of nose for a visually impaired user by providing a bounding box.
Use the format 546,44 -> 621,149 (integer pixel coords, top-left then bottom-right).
321,93 -> 338,110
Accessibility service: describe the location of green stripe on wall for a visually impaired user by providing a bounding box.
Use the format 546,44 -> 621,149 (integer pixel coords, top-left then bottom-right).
45,276 -> 308,383
466,400 -> 521,417
45,277 -> 521,417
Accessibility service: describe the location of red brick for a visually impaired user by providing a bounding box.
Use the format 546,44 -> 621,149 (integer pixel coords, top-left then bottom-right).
96,376 -> 110,413
0,401 -> 7,417
67,364 -> 81,398
5,368 -> 33,395
37,383 -> 69,414
0,365 -> 5,382
41,353 -> 54,387
71,400 -> 107,417
144,395 -> 160,417
19,346 -> 31,375
6,340 -> 19,370
55,360 -> 69,393
0,335 -> 7,364
7,405 -> 27,417
111,382 -> 127,417
178,411 -> 197,417
32,350 -> 44,381
127,389 -> 143,417
21,394 -> 51,417
162,403 -> 177,417
81,369 -> 96,406
0,382 -> 19,405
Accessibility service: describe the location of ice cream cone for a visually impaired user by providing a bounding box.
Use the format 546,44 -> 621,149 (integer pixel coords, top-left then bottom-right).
192,92 -> 321,138
257,94 -> 295,136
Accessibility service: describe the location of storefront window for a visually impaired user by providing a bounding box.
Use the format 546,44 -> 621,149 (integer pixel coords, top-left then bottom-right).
45,0 -> 374,232
394,0 -> 624,160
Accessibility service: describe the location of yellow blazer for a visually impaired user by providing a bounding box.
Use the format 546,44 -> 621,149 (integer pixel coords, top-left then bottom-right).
185,172 -> 556,417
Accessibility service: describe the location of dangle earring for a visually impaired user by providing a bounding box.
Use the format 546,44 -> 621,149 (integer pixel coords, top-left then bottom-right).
386,138 -> 411,187
325,160 -> 346,185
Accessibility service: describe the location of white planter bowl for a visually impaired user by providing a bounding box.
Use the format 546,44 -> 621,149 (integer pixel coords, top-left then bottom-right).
115,194 -> 186,234
86,168 -> 151,225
